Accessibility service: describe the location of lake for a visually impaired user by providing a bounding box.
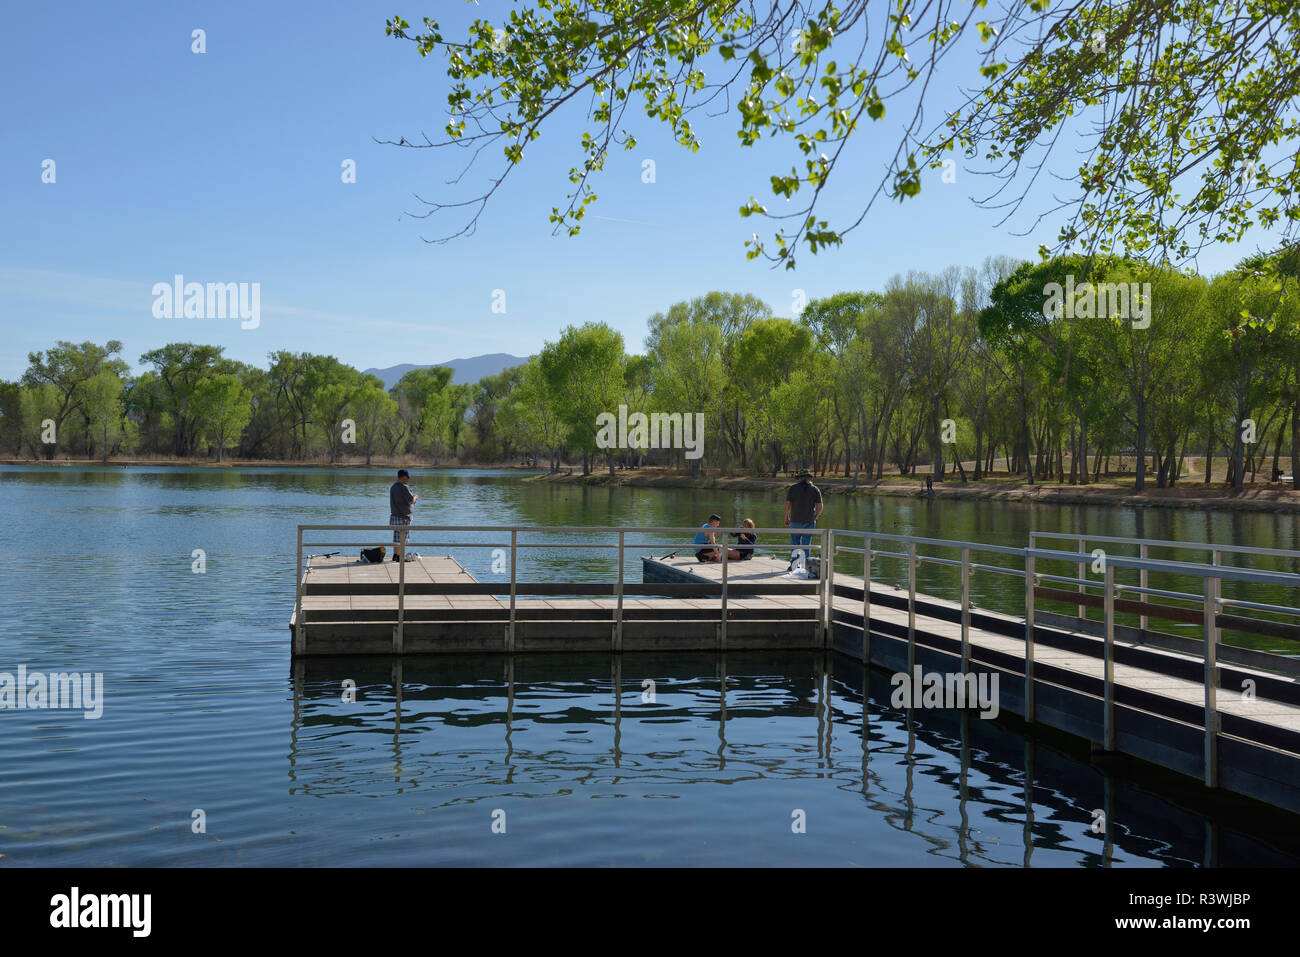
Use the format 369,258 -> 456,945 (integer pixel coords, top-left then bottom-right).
2,465 -> 1298,866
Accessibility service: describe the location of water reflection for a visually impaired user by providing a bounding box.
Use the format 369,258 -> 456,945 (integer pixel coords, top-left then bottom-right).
288,652 -> 1300,867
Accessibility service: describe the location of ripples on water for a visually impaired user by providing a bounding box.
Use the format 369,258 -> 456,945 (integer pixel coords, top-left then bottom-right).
2,466 -> 1299,866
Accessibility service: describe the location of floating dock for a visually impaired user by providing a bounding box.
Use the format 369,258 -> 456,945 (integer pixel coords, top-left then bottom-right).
291,552 -> 824,655
289,524 -> 1300,815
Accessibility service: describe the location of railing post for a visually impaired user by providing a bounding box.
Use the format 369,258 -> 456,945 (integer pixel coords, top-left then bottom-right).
294,526 -> 305,656
1077,535 -> 1087,621
508,529 -> 518,652
394,528 -> 406,655
1210,549 -> 1220,657
824,528 -> 835,647
1024,550 -> 1036,722
960,546 -> 970,675
720,528 -> 729,652
862,536 -> 872,665
907,540 -> 917,674
615,530 -> 624,652
1139,542 -> 1149,636
1204,574 -> 1220,787
1103,562 -> 1115,751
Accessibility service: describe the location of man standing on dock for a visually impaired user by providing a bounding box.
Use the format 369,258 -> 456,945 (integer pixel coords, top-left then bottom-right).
784,468 -> 822,569
389,469 -> 418,562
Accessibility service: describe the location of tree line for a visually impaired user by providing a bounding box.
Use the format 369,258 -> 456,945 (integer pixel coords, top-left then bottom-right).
6,250 -> 1300,492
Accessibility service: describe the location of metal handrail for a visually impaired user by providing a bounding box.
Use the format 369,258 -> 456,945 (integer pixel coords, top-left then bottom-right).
296,523 -> 833,654
831,527 -> 1027,557
299,523 -> 808,535
1026,546 -> 1300,587
1030,530 -> 1300,561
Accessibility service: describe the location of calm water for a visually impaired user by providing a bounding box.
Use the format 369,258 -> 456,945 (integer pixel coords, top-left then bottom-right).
1,465 -> 1299,866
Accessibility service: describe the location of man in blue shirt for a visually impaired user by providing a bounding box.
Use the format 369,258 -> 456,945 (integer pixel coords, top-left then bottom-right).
389,469 -> 418,562
693,514 -> 722,563
784,468 -> 822,568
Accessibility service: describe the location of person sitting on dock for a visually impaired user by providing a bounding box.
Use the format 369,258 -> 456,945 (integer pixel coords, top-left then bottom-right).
694,514 -> 722,562
389,469 -> 419,562
784,468 -> 822,569
728,518 -> 757,561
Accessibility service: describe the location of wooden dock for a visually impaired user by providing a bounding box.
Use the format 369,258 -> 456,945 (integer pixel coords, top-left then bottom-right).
291,552 -> 824,656
289,524 -> 1300,816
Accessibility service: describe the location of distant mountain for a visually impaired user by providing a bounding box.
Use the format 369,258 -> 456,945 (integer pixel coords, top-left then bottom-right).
363,353 -> 530,390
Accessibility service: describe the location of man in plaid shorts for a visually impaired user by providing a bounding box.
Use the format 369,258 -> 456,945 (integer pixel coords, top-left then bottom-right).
389,469 -> 419,562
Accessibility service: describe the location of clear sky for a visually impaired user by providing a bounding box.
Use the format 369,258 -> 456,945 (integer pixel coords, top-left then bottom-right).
0,0 -> 1283,381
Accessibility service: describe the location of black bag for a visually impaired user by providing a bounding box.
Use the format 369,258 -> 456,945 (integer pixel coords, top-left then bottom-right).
360,547 -> 386,564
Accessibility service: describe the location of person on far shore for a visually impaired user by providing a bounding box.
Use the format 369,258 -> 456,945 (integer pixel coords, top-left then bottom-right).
694,514 -> 722,563
389,469 -> 419,562
728,518 -> 757,561
784,468 -> 822,569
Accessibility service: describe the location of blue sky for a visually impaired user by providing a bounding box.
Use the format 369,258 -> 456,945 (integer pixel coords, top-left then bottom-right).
0,0 -> 1282,381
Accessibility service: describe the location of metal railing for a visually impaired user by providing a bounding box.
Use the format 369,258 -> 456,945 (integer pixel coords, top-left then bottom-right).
1029,531 -> 1300,630
827,530 -> 1300,787
294,524 -> 830,654
826,529 -> 1026,679
1026,545 -> 1300,785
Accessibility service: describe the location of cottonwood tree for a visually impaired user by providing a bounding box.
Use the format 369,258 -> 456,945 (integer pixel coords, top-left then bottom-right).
896,268 -> 974,480
621,353 -> 656,468
540,322 -> 627,475
856,291 -> 914,480
1207,266 -> 1289,491
194,373 -> 254,463
498,356 -> 569,469
646,309 -> 724,476
1101,267 -> 1208,489
138,344 -> 232,457
383,1 -> 1300,271
18,383 -> 61,458
644,292 -> 767,466
1236,244 -> 1300,488
468,367 -> 523,461
392,366 -> 454,456
800,291 -> 880,480
23,340 -> 128,458
982,256 -> 1133,483
82,370 -> 127,462
732,317 -> 815,473
0,381 -> 21,456
353,377 -> 400,466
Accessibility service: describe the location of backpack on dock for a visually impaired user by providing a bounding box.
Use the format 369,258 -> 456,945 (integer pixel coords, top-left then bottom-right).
360,547 -> 386,564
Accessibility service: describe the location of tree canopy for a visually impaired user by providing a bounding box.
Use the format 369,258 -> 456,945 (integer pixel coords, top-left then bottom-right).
384,0 -> 1300,268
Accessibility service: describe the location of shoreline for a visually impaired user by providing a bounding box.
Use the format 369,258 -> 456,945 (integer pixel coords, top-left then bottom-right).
529,469 -> 1300,513
6,458 -> 1300,513
0,458 -> 541,472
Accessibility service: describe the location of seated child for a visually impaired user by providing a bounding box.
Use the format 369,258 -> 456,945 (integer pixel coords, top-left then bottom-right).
728,518 -> 757,561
